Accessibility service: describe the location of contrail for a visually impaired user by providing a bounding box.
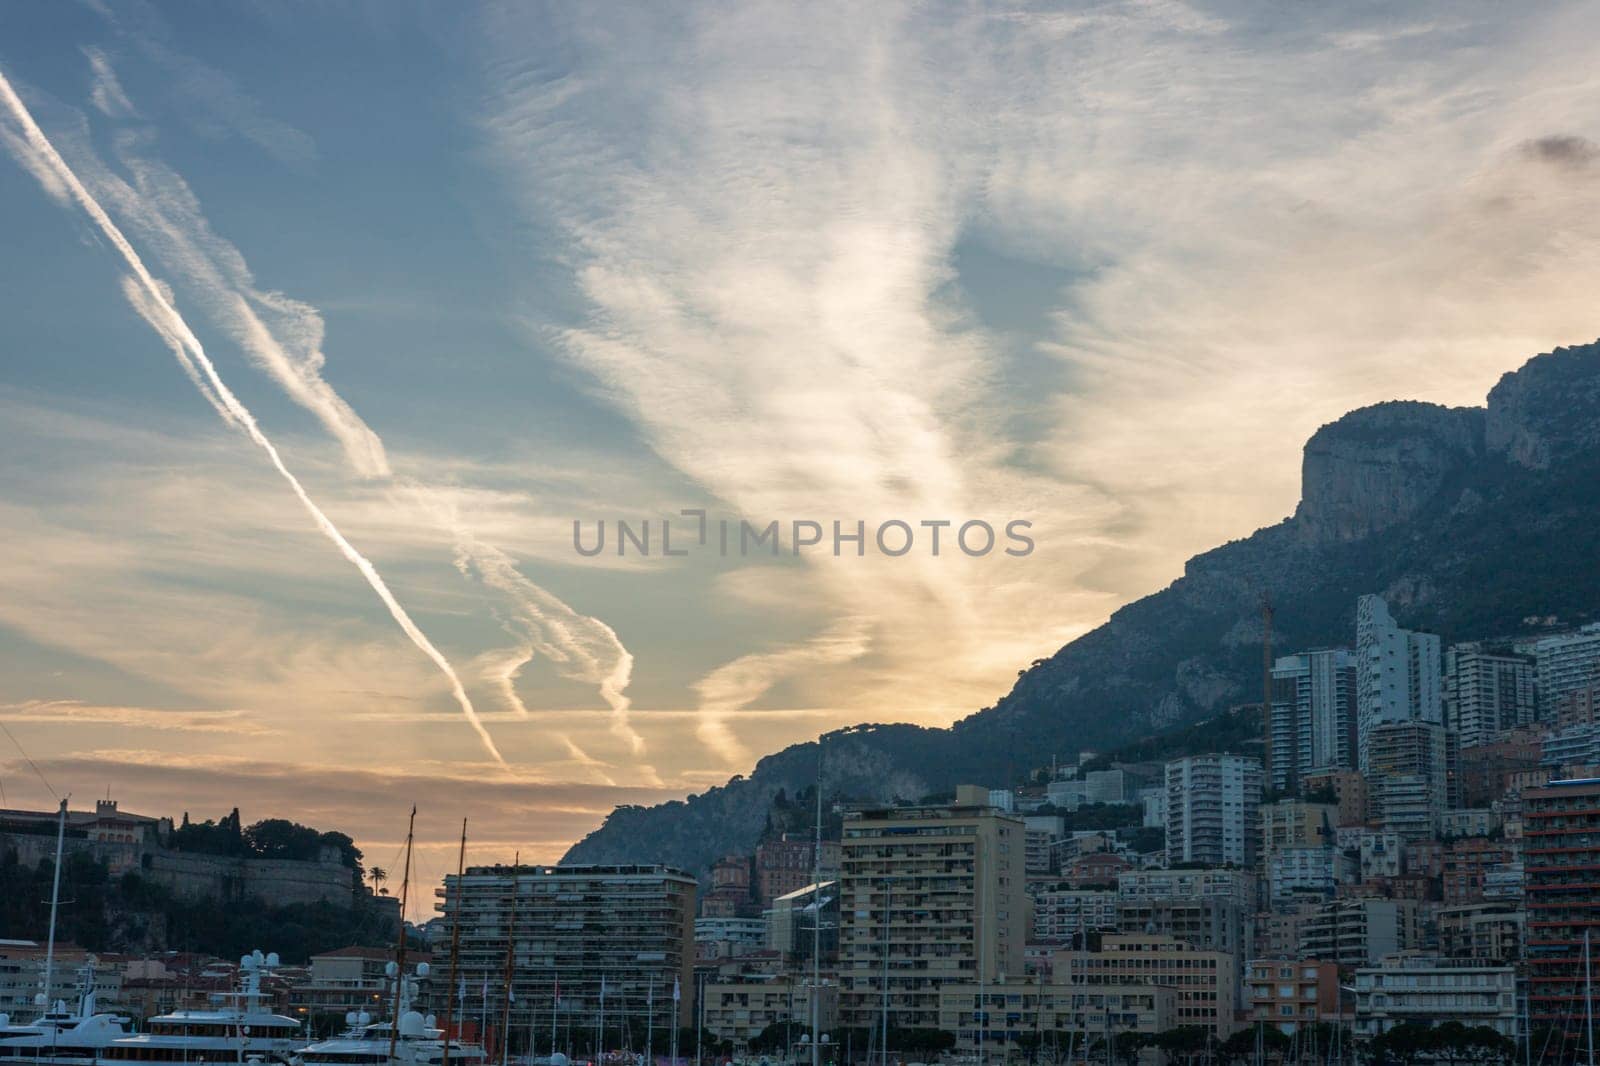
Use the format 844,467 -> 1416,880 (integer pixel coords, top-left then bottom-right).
90,115 -> 643,758
449,526 -> 644,758
0,69 -> 507,766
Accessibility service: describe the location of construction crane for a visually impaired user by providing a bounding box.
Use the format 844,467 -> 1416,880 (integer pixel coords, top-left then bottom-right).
1261,593 -> 1274,793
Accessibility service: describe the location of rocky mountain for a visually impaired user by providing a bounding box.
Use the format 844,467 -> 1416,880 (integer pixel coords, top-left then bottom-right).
563,340 -> 1600,875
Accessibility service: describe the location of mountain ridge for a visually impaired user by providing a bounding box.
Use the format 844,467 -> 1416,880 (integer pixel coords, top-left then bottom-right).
563,339 -> 1600,875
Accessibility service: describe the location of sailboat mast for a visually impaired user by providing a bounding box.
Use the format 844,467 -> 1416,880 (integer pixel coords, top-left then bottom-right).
810,739 -> 824,1066
442,818 -> 468,1066
1586,928 -> 1595,1066
501,852 -> 520,1066
389,806 -> 417,1063
41,797 -> 67,1015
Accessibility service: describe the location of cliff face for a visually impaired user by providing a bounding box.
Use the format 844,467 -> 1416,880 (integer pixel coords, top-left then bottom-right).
565,340 -> 1600,874
1294,401 -> 1484,544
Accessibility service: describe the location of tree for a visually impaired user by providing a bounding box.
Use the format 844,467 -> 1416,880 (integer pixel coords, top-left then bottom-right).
1371,1022 -> 1434,1065
369,867 -> 390,896
243,818 -> 323,861
1151,1026 -> 1214,1065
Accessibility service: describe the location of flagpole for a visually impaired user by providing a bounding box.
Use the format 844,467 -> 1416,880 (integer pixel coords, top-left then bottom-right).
647,979 -> 655,1066
694,972 -> 703,1066
597,975 -> 606,1065
671,977 -> 680,1066
551,971 -> 559,1059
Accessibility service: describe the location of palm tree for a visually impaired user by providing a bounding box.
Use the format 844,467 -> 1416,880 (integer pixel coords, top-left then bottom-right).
369,866 -> 390,896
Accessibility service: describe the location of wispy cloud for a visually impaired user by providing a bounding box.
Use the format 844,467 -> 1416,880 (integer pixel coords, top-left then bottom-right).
84,0 -> 316,168
83,47 -> 135,119
692,619 -> 870,765
0,700 -> 276,736
0,67 -> 506,765
2,53 -> 648,771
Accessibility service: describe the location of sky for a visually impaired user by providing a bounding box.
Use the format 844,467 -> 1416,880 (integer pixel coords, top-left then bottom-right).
3,1 -> 1600,915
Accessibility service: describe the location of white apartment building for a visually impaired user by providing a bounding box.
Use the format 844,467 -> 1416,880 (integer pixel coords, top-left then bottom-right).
1444,644 -> 1535,749
1533,624 -> 1600,715
1356,594 -> 1442,771
1269,649 -> 1357,790
1352,958 -> 1518,1038
1164,755 -> 1262,868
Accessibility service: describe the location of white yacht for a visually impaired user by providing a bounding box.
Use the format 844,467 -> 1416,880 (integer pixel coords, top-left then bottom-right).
295,963 -> 486,1066
101,951 -> 305,1065
0,968 -> 132,1064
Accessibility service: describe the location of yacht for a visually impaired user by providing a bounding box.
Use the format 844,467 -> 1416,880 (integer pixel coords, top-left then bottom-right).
0,966 -> 132,1064
101,952 -> 305,1065
295,963 -> 486,1066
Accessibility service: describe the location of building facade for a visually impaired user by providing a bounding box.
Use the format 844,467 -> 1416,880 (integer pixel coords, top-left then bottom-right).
1533,626 -> 1600,717
1522,777 -> 1600,1035
837,791 -> 1028,1031
700,978 -> 838,1049
1269,649 -> 1357,791
937,982 -> 1176,1056
1053,934 -> 1239,1037
1444,644 -> 1536,750
1356,594 -> 1442,771
1352,958 -> 1517,1039
1244,959 -> 1339,1035
1299,898 -> 1420,967
1164,755 -> 1262,868
432,863 -> 697,1035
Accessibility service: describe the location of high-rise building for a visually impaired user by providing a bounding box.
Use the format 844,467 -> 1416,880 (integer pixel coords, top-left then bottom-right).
1444,643 -> 1536,749
432,863 -> 696,1035
1366,721 -> 1454,841
1356,595 -> 1442,771
836,788 -> 1028,1031
1533,625 -> 1600,717
1522,777 -> 1600,1035
1269,649 -> 1356,791
1164,755 -> 1262,868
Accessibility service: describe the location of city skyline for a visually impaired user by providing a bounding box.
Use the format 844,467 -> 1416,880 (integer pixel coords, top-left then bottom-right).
5,2 -> 1600,882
